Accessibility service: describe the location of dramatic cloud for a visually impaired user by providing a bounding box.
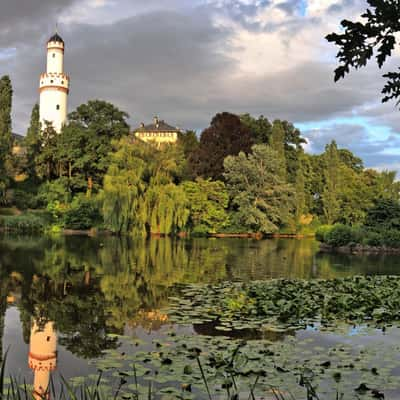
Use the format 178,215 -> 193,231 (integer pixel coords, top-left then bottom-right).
2,0 -> 400,174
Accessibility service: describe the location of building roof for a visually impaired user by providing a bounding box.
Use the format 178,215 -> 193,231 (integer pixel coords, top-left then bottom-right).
134,117 -> 179,133
48,33 -> 64,44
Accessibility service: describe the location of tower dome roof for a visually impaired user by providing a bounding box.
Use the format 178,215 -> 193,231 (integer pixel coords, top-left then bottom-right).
48,33 -> 64,44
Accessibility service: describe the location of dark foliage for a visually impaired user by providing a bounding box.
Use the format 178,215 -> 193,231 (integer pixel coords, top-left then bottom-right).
326,0 -> 400,105
365,198 -> 400,230
190,112 -> 253,180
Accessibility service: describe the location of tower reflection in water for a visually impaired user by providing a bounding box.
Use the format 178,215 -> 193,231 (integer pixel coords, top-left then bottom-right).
28,321 -> 57,400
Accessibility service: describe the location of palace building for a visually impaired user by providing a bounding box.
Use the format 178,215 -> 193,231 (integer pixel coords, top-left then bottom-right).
133,116 -> 180,145
39,32 -> 70,133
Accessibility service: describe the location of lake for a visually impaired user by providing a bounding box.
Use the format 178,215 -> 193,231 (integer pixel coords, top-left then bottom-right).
1,234 -> 400,398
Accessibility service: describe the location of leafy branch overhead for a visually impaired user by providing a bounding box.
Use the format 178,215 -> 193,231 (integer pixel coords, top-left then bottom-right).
326,0 -> 400,105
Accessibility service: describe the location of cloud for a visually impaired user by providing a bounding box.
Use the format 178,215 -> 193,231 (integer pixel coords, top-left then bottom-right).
0,0 -> 79,47
2,0 -> 400,177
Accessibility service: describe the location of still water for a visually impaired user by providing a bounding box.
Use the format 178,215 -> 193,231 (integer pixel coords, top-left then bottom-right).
1,234 -> 400,396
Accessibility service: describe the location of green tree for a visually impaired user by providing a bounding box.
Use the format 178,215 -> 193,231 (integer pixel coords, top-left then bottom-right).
0,76 -> 13,197
294,162 -> 307,226
326,0 -> 400,104
338,149 -> 364,173
183,178 -> 229,234
240,114 -> 272,144
102,139 -> 187,236
145,183 -> 189,235
35,121 -> 59,180
55,100 -> 130,194
322,141 -> 341,224
191,112 -> 253,180
224,144 -> 294,233
24,103 -> 41,179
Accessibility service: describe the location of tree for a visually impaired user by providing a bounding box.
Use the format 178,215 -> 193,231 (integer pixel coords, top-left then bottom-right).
326,0 -> 400,105
270,120 -> 287,179
35,121 -> 59,180
55,100 -> 130,194
223,144 -> 294,234
183,178 -> 229,234
294,161 -> 307,226
322,141 -> 342,224
191,112 -> 253,180
0,76 -> 12,197
102,138 -> 188,236
145,183 -> 189,235
240,114 -> 272,144
338,149 -> 364,173
24,103 -> 41,179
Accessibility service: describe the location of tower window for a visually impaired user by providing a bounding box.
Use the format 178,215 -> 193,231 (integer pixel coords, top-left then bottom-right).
61,80 -> 64,84
50,80 -> 54,83
56,105 -> 60,110
52,53 -> 55,58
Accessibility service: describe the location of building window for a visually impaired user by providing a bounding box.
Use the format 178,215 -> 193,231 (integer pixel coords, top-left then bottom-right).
50,80 -> 54,83
56,104 -> 60,110
52,53 -> 56,58
61,80 -> 64,84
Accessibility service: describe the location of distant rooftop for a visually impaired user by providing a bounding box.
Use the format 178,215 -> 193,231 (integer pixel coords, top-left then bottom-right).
134,117 -> 180,133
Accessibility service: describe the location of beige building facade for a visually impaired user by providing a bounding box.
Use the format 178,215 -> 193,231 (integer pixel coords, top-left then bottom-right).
133,117 -> 179,145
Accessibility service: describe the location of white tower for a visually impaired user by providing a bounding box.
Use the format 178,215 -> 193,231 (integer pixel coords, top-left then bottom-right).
39,33 -> 70,133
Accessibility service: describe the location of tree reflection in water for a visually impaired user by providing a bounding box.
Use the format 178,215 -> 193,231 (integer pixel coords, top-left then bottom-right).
0,233 -> 399,364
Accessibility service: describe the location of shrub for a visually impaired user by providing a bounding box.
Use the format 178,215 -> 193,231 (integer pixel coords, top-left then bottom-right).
191,224 -> 210,237
325,224 -> 354,247
11,189 -> 38,210
0,213 -> 46,233
37,179 -> 71,207
64,195 -> 101,230
315,225 -> 333,242
363,231 -> 383,247
382,230 -> 400,248
365,199 -> 400,230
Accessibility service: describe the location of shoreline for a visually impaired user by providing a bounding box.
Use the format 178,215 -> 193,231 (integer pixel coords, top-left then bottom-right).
0,227 -> 315,239
319,242 -> 400,255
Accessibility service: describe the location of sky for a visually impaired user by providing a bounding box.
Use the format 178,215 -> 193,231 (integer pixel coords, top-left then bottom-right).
1,0 -> 400,174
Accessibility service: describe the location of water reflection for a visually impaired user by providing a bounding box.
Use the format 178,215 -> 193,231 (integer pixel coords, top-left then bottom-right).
29,320 -> 57,400
0,234 -> 400,380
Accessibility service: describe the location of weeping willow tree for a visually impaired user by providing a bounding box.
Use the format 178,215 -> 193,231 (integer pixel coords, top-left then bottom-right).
145,183 -> 189,235
101,138 -> 189,236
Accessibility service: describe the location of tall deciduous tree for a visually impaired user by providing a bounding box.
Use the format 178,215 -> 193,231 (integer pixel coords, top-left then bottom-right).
183,178 -> 229,234
191,112 -> 253,180
322,141 -> 341,224
102,138 -> 188,236
0,75 -> 12,196
35,121 -> 58,180
60,100 -> 130,193
240,114 -> 272,144
24,103 -> 41,179
224,144 -> 294,234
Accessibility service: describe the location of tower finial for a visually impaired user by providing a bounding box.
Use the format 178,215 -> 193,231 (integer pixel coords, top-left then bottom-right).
55,22 -> 58,34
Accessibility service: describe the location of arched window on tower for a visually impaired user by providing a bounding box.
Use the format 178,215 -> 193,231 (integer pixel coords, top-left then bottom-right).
56,105 -> 60,110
